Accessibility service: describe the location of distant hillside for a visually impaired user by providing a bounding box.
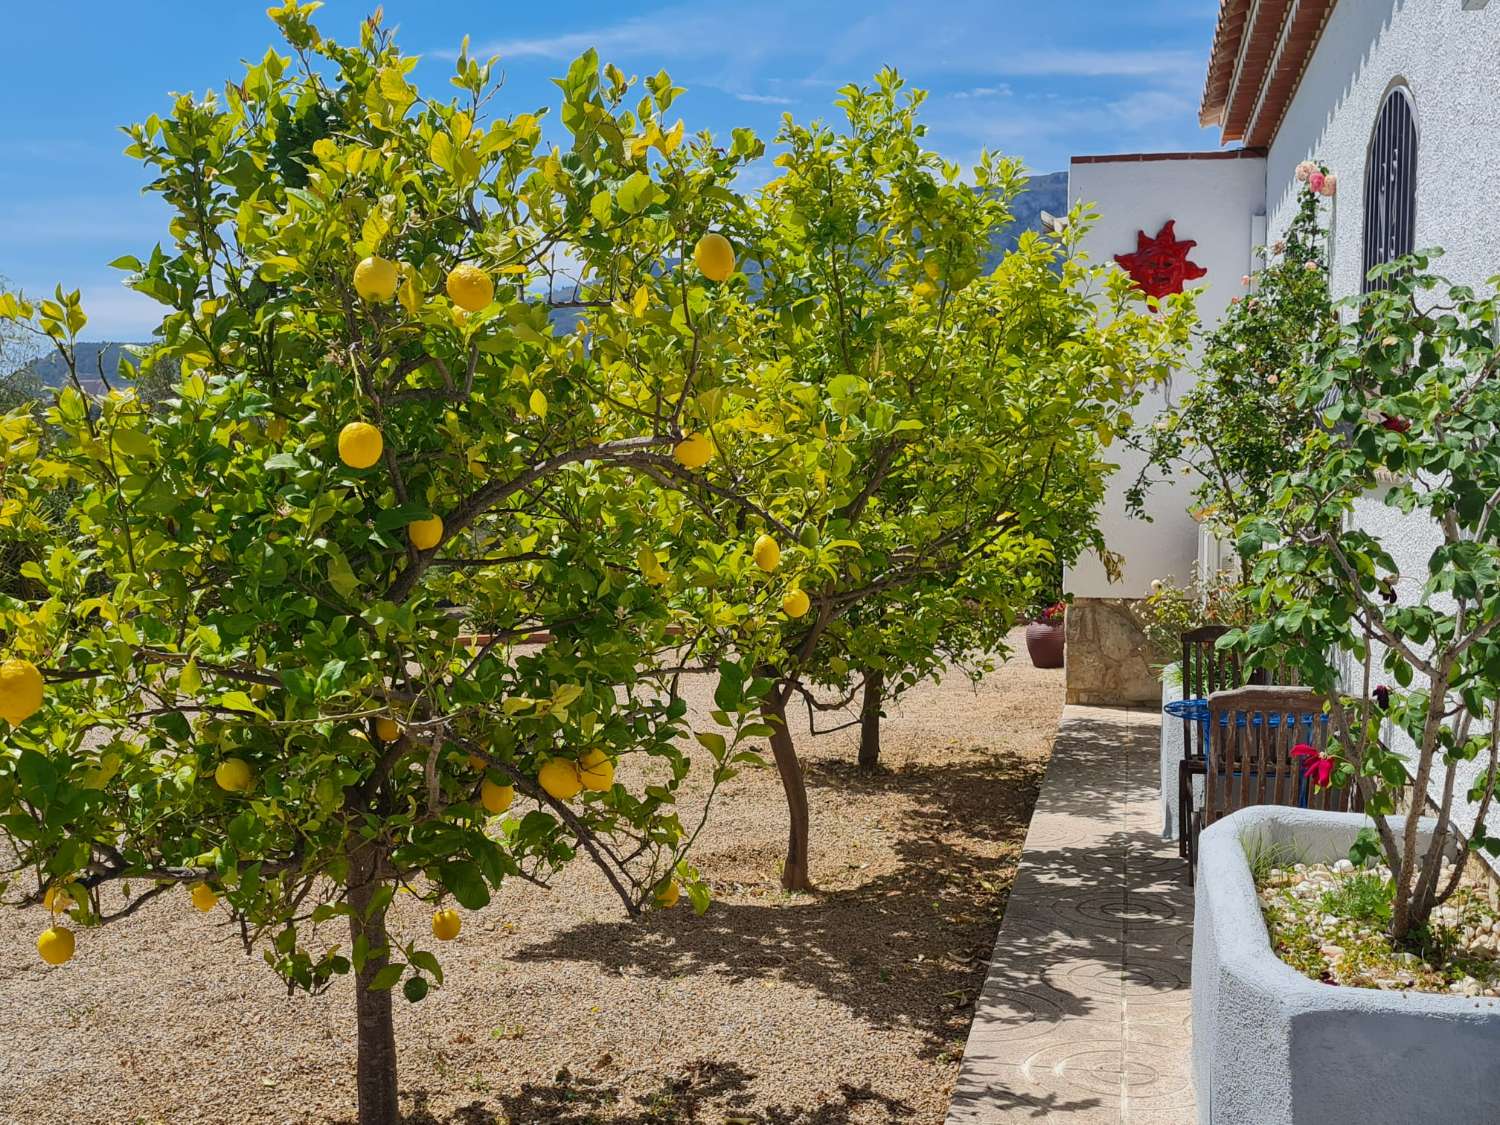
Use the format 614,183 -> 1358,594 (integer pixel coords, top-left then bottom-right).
20,342 -> 145,395
990,171 -> 1069,263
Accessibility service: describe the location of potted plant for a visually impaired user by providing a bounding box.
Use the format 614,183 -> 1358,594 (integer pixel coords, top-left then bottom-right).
1024,601 -> 1065,668
1199,235 -> 1500,1120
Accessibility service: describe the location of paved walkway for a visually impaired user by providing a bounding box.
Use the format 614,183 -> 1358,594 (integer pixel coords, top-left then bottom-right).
947,705 -> 1195,1124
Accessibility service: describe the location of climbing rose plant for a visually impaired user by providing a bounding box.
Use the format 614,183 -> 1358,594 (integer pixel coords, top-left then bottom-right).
1128,162 -> 1337,544
0,8 -> 775,1123
1229,248 -> 1500,942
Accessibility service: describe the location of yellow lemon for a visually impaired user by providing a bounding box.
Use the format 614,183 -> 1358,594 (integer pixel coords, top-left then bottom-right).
468,752 -> 489,771
782,589 -> 811,618
480,779 -> 515,814
538,757 -> 584,801
189,882 -> 219,913
578,748 -> 615,792
654,881 -> 680,909
353,256 -> 399,302
214,757 -> 252,793
0,658 -> 44,726
446,264 -> 494,312
37,926 -> 74,965
43,885 -> 73,914
431,908 -> 461,941
338,422 -> 384,470
753,534 -> 780,573
408,515 -> 444,551
374,717 -> 401,743
694,233 -> 735,282
673,432 -> 713,470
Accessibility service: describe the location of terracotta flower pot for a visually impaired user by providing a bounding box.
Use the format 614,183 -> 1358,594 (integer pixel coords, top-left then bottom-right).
1025,619 -> 1065,669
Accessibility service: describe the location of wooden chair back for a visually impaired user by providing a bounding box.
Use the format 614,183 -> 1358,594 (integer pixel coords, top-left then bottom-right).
1202,685 -> 1358,827
1180,625 -> 1241,762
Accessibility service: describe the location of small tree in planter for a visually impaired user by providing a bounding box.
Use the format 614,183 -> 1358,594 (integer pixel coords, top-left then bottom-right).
1228,249 -> 1500,942
1128,163 -> 1338,549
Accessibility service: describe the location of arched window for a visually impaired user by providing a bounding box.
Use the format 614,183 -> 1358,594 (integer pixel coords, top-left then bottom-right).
1362,86 -> 1417,292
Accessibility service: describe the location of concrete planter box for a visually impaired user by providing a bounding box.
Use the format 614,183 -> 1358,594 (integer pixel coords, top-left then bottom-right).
1193,806 -> 1500,1124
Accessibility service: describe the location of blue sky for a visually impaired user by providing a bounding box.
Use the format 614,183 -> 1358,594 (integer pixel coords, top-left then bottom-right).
0,1 -> 1223,339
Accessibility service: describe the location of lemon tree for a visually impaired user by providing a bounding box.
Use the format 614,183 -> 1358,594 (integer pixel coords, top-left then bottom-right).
625,72 -> 1193,889
0,8 -> 769,1123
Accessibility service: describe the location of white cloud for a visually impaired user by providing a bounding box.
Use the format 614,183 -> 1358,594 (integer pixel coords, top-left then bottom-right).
734,92 -> 796,105
953,85 -> 1013,100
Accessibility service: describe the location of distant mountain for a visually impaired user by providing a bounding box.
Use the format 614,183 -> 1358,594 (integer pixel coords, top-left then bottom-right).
20,342 -> 145,395
988,171 -> 1069,266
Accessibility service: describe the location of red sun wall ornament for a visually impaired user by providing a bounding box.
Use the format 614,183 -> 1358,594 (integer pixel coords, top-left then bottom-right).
1115,219 -> 1207,300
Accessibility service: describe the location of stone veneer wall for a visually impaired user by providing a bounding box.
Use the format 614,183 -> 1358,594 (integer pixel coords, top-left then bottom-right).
1064,597 -> 1159,706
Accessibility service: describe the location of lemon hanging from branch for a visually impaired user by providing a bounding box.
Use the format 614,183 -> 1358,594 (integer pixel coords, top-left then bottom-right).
353,256 -> 399,302
445,264 -> 494,312
694,232 -> 735,282
338,422 -> 383,469
0,658 -> 44,726
753,534 -> 781,573
673,432 -> 713,470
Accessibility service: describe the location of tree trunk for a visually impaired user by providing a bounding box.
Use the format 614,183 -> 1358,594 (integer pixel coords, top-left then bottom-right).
762,691 -> 815,892
857,670 -> 884,771
347,837 -> 400,1125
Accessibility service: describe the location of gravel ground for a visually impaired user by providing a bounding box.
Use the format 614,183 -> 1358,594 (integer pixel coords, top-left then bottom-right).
0,630 -> 1060,1125
1261,858 -> 1500,996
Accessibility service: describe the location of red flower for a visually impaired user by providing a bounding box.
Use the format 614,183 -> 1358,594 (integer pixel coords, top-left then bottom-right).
1380,414 -> 1411,434
1292,742 -> 1336,787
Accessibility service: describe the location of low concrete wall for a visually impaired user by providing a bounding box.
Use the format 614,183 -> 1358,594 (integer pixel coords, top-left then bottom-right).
1064,596 -> 1159,706
1193,807 -> 1500,1124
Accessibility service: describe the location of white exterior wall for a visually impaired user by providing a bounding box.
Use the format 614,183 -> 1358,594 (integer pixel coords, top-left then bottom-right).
1064,154 -> 1266,600
1267,1 -> 1500,847
1266,0 -> 1500,289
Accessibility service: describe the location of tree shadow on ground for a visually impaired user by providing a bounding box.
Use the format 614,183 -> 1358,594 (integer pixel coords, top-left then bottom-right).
511,710 -> 1192,1069
349,1059 -> 917,1123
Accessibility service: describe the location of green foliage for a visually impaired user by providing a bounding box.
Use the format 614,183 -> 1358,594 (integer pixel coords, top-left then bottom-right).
640,71 -> 1194,723
0,5 -> 765,1010
1128,172 -> 1336,535
1227,248 -> 1500,939
1132,567 -> 1253,667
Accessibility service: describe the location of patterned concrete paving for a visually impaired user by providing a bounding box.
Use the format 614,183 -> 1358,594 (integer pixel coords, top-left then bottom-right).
947,705 -> 1195,1123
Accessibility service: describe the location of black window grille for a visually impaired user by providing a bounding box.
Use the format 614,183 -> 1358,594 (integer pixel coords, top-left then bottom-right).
1362,87 -> 1417,293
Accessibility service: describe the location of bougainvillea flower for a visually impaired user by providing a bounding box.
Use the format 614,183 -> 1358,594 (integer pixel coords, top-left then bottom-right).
1292,743 -> 1336,787
1380,414 -> 1412,433
1373,685 -> 1391,710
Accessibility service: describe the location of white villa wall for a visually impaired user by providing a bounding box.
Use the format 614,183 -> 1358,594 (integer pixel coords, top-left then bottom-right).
1266,0 -> 1500,290
1267,1 -> 1500,848
1064,154 -> 1266,600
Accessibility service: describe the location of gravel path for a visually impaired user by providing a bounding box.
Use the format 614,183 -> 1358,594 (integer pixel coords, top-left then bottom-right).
0,631 -> 1061,1125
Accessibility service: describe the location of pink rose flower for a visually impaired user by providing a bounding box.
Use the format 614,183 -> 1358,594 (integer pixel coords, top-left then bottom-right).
1266,373 -> 1279,385
1292,743 -> 1336,788
1241,274 -> 1251,286
1296,160 -> 1315,183
1308,171 -> 1326,192
1320,172 -> 1338,197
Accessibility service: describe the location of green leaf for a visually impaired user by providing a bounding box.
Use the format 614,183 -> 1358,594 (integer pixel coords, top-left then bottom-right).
437,860 -> 491,910
367,963 -> 405,991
